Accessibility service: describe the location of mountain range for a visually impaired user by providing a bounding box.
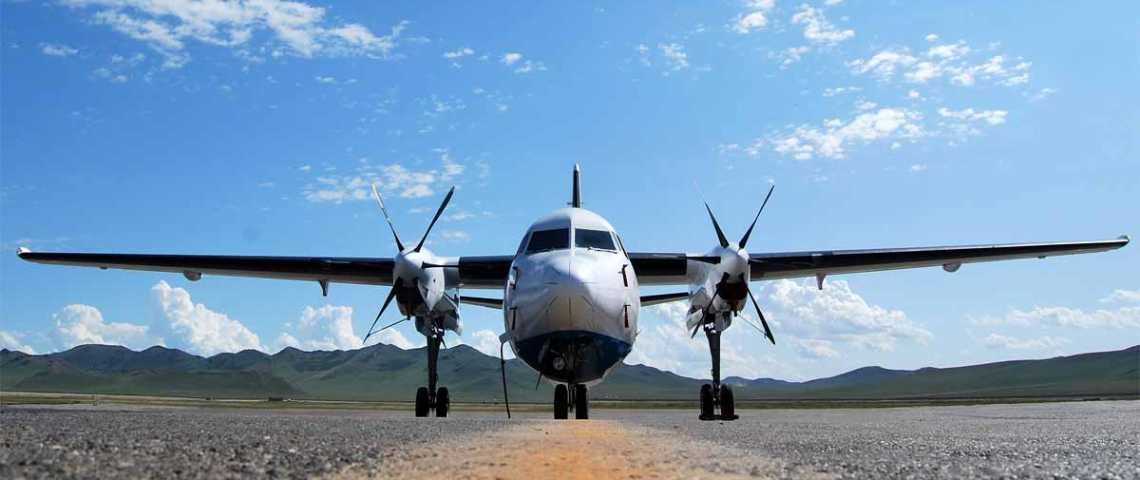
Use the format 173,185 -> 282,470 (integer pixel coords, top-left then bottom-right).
1,344 -> 1136,403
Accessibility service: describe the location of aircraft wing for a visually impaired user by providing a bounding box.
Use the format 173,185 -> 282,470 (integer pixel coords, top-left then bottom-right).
16,250 -> 514,290
632,236 -> 1129,285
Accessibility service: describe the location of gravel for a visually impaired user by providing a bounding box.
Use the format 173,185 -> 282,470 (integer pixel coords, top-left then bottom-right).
2,400 -> 1137,479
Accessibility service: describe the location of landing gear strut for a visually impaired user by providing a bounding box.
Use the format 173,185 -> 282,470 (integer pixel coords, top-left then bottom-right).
414,327 -> 450,417
553,383 -> 589,419
699,322 -> 737,421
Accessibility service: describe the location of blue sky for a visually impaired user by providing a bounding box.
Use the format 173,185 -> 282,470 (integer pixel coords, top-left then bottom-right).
2,0 -> 1137,381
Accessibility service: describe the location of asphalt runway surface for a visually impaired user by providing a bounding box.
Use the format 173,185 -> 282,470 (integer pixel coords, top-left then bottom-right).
2,400 -> 1137,479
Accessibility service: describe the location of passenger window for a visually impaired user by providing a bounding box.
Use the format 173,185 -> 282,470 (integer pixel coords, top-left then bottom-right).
525,229 -> 569,253
575,229 -> 616,251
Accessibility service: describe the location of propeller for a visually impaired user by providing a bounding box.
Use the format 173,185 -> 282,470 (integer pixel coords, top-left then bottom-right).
745,286 -> 775,344
363,279 -> 403,344
696,185 -> 777,343
361,184 -> 457,346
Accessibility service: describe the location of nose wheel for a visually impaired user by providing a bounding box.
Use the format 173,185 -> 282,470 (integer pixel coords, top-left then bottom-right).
553,383 -> 589,419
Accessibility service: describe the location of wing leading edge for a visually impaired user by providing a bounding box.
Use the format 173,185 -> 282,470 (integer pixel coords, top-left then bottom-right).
632,236 -> 1129,285
16,250 -> 514,289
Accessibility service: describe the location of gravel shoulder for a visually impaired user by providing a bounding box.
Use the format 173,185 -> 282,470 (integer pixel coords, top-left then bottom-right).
2,400 -> 1137,479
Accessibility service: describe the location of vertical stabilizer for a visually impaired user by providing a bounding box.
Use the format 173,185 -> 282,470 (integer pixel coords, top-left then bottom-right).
571,164 -> 582,208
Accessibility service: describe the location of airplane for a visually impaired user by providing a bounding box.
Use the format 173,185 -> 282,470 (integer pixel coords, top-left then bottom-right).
16,165 -> 1130,420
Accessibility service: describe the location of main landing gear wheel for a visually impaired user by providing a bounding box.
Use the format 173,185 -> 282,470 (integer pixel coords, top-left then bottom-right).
720,385 -> 737,420
415,386 -> 430,417
435,387 -> 450,417
573,384 -> 589,420
553,384 -> 569,419
699,384 -> 715,420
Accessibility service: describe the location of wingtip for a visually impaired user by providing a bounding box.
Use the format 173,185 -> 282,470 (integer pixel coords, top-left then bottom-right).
1120,234 -> 1131,245
16,247 -> 30,258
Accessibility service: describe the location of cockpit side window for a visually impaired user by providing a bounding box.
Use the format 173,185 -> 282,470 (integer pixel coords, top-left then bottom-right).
525,228 -> 570,254
575,228 -> 616,251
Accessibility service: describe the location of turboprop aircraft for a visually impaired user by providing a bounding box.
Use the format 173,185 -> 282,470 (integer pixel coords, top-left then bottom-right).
17,166 -> 1129,420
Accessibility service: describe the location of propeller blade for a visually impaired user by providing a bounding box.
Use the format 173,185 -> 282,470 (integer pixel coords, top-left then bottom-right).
362,286 -> 399,344
421,262 -> 459,269
371,183 -> 405,252
739,184 -> 775,249
413,186 -> 456,253
704,203 -> 730,248
745,286 -> 776,345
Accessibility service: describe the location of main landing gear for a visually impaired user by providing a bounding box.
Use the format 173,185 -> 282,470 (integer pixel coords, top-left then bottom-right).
553,383 -> 589,419
699,323 -> 737,421
414,328 -> 450,417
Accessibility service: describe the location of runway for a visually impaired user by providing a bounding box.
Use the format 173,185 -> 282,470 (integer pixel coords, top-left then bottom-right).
2,401 -> 1137,479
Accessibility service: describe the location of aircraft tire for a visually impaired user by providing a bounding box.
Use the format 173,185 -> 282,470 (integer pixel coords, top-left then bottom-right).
699,384 -> 714,420
435,387 -> 450,418
573,384 -> 588,420
720,385 -> 737,420
415,386 -> 430,417
554,384 -> 569,419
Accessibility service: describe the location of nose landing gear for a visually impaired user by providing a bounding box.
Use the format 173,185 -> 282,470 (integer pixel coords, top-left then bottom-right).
553,383 -> 589,419
699,323 -> 738,421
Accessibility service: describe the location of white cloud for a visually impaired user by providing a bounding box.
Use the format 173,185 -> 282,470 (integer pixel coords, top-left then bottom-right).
51,304 -> 153,350
822,86 -> 861,97
658,43 -> 689,71
791,5 -> 854,46
276,305 -> 360,351
1101,289 -> 1140,304
499,52 -> 544,73
440,230 -> 471,242
1029,87 -> 1057,102
303,150 -> 464,203
41,43 -> 79,57
764,107 -> 926,160
150,281 -> 263,356
793,338 -> 838,358
909,163 -> 927,172
849,40 -> 1031,88
626,303 -> 798,380
762,279 -> 932,352
60,0 -> 408,68
0,331 -> 37,354
925,33 -> 939,42
937,107 -> 1007,125
469,329 -> 511,359
500,52 -> 522,65
443,47 -> 474,59
981,333 -> 1069,350
972,305 -> 1140,329
731,0 -> 775,34
771,45 -> 810,68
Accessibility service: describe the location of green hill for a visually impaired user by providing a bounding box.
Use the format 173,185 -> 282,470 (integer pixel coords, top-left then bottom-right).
1,344 -> 1136,402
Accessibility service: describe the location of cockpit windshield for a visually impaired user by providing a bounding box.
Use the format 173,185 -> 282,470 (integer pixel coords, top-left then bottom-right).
575,228 -> 616,251
525,228 -> 570,253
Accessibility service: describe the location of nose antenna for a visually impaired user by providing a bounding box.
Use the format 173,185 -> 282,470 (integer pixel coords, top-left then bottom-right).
570,164 -> 582,208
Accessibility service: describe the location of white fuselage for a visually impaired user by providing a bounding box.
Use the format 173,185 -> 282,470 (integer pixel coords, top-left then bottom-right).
502,207 -> 640,384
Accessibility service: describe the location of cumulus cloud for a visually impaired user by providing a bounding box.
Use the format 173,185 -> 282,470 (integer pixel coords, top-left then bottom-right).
275,305 -> 361,351
770,45 -> 810,68
731,0 -> 775,34
0,330 -> 37,354
443,47 -> 474,59
41,43 -> 79,57
822,86 -> 861,97
657,43 -> 690,72
51,304 -> 153,350
626,303 -> 797,380
59,0 -> 408,68
150,281 -> 263,356
1101,289 -> 1140,304
972,305 -> 1140,330
303,149 -> 465,203
762,279 -> 932,351
848,38 -> 1031,88
763,107 -> 926,160
498,52 -> 543,73
981,333 -> 1068,350
791,4 -> 854,46
469,329 -> 511,359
